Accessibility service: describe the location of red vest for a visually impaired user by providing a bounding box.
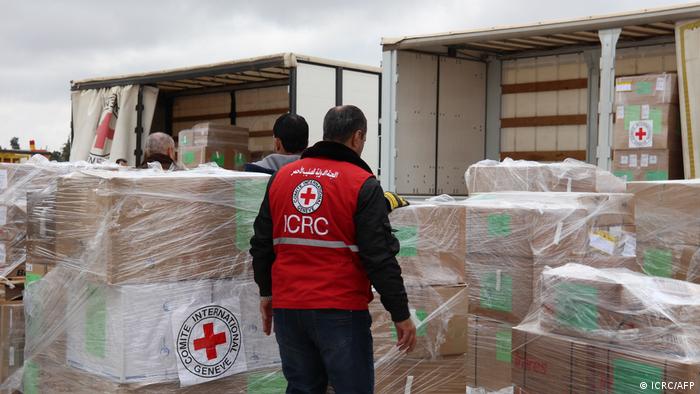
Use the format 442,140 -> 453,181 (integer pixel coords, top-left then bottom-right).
268,157 -> 373,310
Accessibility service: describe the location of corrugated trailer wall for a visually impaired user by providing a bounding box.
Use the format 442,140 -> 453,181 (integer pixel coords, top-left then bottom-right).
234,86 -> 289,155
500,44 -> 677,162
500,54 -> 588,161
172,93 -> 232,136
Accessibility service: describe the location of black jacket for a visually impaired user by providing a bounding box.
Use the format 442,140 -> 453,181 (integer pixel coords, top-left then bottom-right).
139,153 -> 178,170
250,141 -> 410,322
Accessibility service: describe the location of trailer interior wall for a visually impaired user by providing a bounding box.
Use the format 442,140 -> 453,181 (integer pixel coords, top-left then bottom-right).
500,54 -> 589,161
392,51 -> 485,195
234,86 -> 289,154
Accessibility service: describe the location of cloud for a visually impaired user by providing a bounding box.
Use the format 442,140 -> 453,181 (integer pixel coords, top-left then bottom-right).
0,0 -> 685,150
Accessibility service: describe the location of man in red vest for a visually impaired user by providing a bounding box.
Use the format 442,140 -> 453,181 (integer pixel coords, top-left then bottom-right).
250,105 -> 415,393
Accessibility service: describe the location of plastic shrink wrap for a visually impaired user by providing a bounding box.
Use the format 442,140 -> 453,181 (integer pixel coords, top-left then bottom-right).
514,263 -> 700,394
628,180 -> 700,282
465,158 -> 626,194
16,166 -> 298,393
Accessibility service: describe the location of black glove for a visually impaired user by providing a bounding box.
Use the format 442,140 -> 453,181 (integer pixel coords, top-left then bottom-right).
384,191 -> 410,212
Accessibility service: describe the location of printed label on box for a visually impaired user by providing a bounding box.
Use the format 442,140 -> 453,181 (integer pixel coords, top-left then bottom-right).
182,151 -> 196,165
0,243 -> 5,264
487,214 -> 511,237
0,206 -> 6,226
643,248 -> 673,278
555,283 -> 599,331
629,154 -> 638,168
171,301 -> 247,386
641,105 -> 650,120
616,106 -> 625,120
616,82 -> 632,92
480,271 -> 513,312
620,155 -> 629,165
589,231 -> 617,255
495,330 -> 512,363
636,81 -> 653,95
640,154 -> 649,168
9,346 -> 14,367
628,120 -> 653,148
649,155 -> 658,165
395,226 -> 418,257
656,76 -> 666,91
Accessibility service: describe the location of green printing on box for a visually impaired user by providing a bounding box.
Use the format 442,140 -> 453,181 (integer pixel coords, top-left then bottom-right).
636,81 -> 653,95
613,171 -> 634,182
235,152 -> 247,168
623,105 -> 641,131
495,329 -> 512,363
210,151 -> 225,167
235,178 -> 268,251
182,151 -> 196,165
645,171 -> 668,181
480,272 -> 513,312
555,282 -> 599,331
623,106 -> 663,135
643,248 -> 673,278
487,214 -> 511,237
23,360 -> 39,394
612,358 -> 662,394
26,272 -> 42,285
395,226 -> 418,257
247,371 -> 287,393
85,285 -> 106,358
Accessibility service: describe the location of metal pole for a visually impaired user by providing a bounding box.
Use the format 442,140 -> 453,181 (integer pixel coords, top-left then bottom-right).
289,68 -> 297,115
585,48 -> 601,165
380,50 -> 398,192
134,86 -> 145,165
596,28 -> 621,170
485,57 -> 502,160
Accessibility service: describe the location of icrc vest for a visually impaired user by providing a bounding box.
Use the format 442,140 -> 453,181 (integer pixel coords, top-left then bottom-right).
268,157 -> 373,310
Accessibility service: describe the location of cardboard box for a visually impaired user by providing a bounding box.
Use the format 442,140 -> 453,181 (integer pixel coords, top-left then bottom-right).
178,146 -> 249,171
466,314 -> 513,392
530,206 -> 589,258
637,242 -> 700,282
627,180 -> 700,245
514,323 -> 700,394
614,73 -> 678,106
54,170 -> 268,284
25,358 -> 286,393
465,160 -> 625,194
0,302 -> 23,385
512,324 -> 589,394
371,285 -> 468,359
466,254 -> 533,324
612,148 -> 683,182
375,355 -> 467,394
389,203 -> 466,285
613,104 -> 681,150
466,200 -> 534,258
65,278 -> 278,385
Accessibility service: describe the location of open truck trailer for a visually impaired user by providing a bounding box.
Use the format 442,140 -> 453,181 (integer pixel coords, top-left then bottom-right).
70,53 -> 381,172
380,3 -> 700,196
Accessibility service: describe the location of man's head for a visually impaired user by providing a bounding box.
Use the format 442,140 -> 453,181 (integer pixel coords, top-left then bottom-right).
115,158 -> 128,166
323,105 -> 367,156
273,114 -> 309,154
145,132 -> 175,160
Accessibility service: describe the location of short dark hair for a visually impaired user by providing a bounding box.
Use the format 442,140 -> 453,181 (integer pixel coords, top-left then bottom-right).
273,114 -> 309,154
323,105 -> 367,143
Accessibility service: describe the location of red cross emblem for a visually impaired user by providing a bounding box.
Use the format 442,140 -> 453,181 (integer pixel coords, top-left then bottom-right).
300,187 -> 317,205
94,113 -> 116,150
193,322 -> 227,360
634,127 -> 647,141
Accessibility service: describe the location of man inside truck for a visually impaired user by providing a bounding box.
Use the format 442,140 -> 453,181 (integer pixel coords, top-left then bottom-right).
244,113 -> 309,174
250,105 -> 416,394
139,132 -> 179,170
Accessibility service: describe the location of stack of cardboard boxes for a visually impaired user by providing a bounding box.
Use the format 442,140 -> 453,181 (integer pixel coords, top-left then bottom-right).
462,160 -> 637,393
513,264 -> 700,394
21,168 -> 292,392
373,202 -> 469,393
612,73 -> 683,181
177,122 -> 250,171
627,180 -> 700,282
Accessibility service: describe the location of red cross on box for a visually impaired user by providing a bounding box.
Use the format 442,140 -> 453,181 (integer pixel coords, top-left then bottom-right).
193,322 -> 227,360
300,187 -> 317,205
635,127 -> 647,141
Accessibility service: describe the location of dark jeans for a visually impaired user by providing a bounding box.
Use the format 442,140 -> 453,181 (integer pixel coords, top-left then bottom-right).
273,309 -> 374,394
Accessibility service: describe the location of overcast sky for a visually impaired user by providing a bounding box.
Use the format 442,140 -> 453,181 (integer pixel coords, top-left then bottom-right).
0,0 -> 689,151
